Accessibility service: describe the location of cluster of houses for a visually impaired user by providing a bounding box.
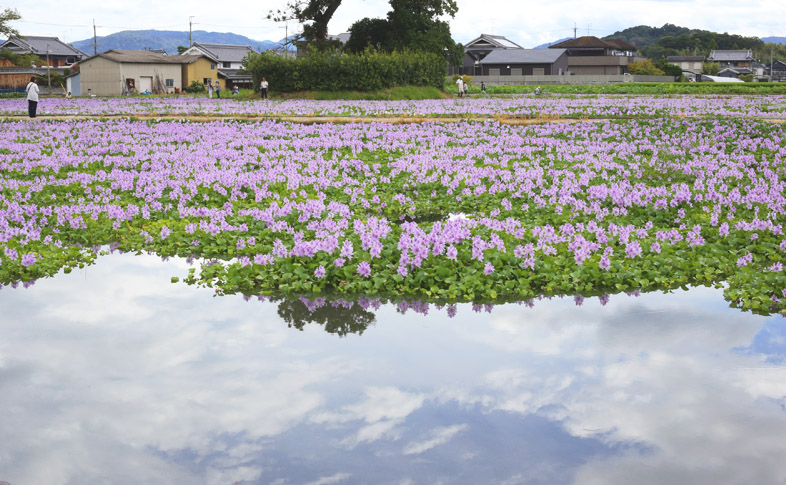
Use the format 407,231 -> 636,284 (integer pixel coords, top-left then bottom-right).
0,35 -> 255,96
667,50 -> 786,82
2,32 -> 786,95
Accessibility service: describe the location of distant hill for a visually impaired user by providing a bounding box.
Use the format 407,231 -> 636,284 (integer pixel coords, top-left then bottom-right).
71,30 -> 282,56
534,37 -> 571,49
762,37 -> 786,45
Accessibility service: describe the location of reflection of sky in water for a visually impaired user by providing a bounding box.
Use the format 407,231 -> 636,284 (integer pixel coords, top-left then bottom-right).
1,254 -> 785,484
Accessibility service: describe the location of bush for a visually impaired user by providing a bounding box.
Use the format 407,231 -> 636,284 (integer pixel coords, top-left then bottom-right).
185,80 -> 205,93
739,73 -> 754,82
244,47 -> 447,93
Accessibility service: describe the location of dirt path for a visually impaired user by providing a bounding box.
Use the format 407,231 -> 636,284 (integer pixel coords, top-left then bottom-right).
2,113 -> 785,124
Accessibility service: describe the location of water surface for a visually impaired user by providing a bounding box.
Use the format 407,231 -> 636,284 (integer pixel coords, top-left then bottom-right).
1,253 -> 785,484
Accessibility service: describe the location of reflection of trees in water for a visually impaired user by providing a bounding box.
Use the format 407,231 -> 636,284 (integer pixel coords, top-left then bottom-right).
265,291 -> 639,337
277,297 -> 377,336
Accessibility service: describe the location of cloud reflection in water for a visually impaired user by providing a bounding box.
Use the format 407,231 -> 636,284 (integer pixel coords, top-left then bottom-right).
0,253 -> 784,484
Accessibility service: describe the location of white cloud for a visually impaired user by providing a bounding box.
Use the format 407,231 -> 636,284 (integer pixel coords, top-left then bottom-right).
403,424 -> 468,455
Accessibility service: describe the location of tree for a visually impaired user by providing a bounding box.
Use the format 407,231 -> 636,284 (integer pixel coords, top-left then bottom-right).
345,18 -> 391,53
346,0 -> 461,62
628,59 -> 665,75
177,45 -> 188,55
702,61 -> 720,75
655,58 -> 683,79
268,0 -> 343,41
1,8 -> 21,37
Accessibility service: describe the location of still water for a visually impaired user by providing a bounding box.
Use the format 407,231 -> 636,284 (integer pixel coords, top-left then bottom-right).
1,253 -> 785,485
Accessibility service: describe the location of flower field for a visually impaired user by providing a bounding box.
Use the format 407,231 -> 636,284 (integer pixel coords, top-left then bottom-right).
2,94 -> 786,119
2,99 -> 786,314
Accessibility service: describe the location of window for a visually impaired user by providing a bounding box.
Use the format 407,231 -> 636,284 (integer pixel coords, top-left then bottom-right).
165,79 -> 174,87
210,64 -> 215,70
203,78 -> 212,84
223,62 -> 231,68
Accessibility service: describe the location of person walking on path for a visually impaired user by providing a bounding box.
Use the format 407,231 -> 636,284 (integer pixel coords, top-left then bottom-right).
26,76 -> 39,118
214,80 -> 221,99
260,77 -> 269,99
456,76 -> 463,97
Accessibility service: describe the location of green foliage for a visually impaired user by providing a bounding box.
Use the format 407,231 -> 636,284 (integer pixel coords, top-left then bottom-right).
176,45 -> 188,55
655,59 -> 683,78
0,7 -> 20,37
702,61 -> 720,75
628,59 -> 665,76
244,48 -> 446,92
185,80 -> 206,93
607,23 -> 765,59
268,0 -> 343,41
0,48 -> 42,68
738,73 -> 754,82
345,18 -> 390,53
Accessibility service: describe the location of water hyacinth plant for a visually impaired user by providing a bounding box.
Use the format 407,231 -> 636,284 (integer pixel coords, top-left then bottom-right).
1,111 -> 785,314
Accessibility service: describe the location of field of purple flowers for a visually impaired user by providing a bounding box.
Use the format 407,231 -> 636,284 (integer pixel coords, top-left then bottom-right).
2,94 -> 786,118
1,111 -> 785,314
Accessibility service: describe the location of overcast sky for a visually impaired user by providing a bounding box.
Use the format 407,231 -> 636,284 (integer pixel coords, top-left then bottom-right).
5,0 -> 785,48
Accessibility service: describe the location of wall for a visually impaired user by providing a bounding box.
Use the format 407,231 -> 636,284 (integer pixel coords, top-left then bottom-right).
80,56 -> 122,96
182,57 -> 219,90
120,63 -> 182,94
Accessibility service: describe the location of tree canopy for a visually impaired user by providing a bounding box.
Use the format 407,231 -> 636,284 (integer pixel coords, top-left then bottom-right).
345,0 -> 461,63
1,8 -> 21,38
268,0 -> 343,41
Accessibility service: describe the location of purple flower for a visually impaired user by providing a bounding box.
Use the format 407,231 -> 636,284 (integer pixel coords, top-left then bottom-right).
357,261 -> 371,277
21,253 -> 36,267
625,241 -> 642,258
314,265 -> 326,278
446,245 -> 458,261
650,242 -> 661,254
160,226 -> 170,239
483,262 -> 494,276
333,257 -> 345,267
397,264 -> 408,277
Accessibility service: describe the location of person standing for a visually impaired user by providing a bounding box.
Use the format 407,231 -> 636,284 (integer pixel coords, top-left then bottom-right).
214,80 -> 221,99
260,77 -> 269,99
207,81 -> 213,98
456,76 -> 463,97
26,76 -> 39,118
481,81 -> 486,94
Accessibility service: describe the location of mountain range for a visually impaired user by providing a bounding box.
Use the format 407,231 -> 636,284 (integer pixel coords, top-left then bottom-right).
70,29 -> 284,55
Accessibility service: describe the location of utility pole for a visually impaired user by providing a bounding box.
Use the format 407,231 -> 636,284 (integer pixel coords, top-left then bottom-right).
771,45 -> 775,81
46,44 -> 52,95
573,23 -> 577,39
189,16 -> 195,47
92,19 -> 97,55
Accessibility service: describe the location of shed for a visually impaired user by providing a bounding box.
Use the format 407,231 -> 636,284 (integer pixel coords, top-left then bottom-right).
478,49 -> 568,76
77,50 -> 200,96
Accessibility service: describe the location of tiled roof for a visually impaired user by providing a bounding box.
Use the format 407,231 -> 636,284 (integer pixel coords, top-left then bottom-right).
549,36 -> 637,51
667,56 -> 705,62
480,48 -> 567,64
1,36 -> 86,58
465,34 -> 523,50
189,43 -> 254,63
85,50 -> 202,64
708,50 -> 753,62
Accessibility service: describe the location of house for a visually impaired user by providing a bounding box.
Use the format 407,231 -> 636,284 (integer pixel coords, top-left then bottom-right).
75,50 -> 202,96
548,36 -> 641,75
180,54 -> 227,91
718,67 -> 752,79
707,50 -> 754,69
478,48 -> 568,76
0,35 -> 86,68
769,60 -> 786,82
461,33 -> 524,75
666,55 -> 705,75
0,67 -> 50,92
182,42 -> 254,90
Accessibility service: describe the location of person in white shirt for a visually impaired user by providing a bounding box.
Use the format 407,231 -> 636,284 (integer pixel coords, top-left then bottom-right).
260,77 -> 269,99
26,76 -> 39,118
455,77 -> 463,97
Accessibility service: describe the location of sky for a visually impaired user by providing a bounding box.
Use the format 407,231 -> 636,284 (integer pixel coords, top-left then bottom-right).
5,0 -> 786,48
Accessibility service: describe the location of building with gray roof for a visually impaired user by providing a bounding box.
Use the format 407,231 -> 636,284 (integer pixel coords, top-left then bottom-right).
1,35 -> 86,68
478,48 -> 569,76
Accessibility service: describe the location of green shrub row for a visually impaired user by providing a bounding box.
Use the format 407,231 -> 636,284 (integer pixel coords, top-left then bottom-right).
244,48 -> 447,92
